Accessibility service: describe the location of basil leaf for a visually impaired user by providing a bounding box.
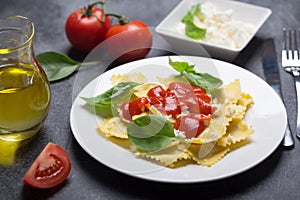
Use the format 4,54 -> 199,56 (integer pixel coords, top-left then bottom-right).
181,3 -> 206,40
82,82 -> 140,118
169,57 -> 223,91
182,4 -> 201,24
127,115 -> 175,152
183,71 -> 223,91
36,52 -> 80,82
185,21 -> 206,40
168,57 -> 195,73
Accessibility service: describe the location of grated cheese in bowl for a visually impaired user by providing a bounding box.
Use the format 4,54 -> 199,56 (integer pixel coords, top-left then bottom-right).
185,2 -> 254,50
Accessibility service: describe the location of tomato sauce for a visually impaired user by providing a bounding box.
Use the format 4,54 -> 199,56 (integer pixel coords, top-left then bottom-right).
119,82 -> 215,138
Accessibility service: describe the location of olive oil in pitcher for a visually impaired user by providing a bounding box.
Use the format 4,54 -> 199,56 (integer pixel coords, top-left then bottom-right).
0,16 -> 51,141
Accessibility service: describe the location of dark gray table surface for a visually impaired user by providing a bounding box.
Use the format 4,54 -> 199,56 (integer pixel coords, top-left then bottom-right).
1,0 -> 300,199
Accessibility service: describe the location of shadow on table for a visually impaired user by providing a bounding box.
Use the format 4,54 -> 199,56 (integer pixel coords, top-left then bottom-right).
22,181 -> 69,200
233,36 -> 264,68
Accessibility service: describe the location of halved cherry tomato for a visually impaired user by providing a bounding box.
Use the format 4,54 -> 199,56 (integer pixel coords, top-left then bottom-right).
147,96 -> 165,113
174,114 -> 211,139
147,85 -> 181,117
164,93 -> 181,117
105,19 -> 152,62
192,85 -> 206,94
65,3 -> 111,52
168,82 -> 213,115
147,86 -> 166,98
197,98 -> 213,115
22,143 -> 71,189
120,97 -> 149,121
168,82 -> 195,99
196,93 -> 211,103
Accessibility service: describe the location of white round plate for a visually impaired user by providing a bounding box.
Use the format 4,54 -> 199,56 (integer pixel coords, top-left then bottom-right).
70,56 -> 286,183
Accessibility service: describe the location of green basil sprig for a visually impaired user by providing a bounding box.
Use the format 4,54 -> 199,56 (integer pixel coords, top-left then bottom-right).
36,52 -> 97,82
181,3 -> 206,40
127,115 -> 175,152
168,57 -> 222,91
82,82 -> 140,118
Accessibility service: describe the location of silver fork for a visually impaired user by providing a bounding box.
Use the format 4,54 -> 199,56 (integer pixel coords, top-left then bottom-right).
282,28 -> 300,139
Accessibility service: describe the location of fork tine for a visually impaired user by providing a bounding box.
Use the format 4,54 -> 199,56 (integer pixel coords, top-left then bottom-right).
292,29 -> 299,60
282,28 -> 300,67
288,29 -> 292,49
282,28 -> 289,64
284,29 -> 299,60
295,29 -> 300,60
293,29 -> 299,59
283,28 -> 287,50
288,29 -> 293,59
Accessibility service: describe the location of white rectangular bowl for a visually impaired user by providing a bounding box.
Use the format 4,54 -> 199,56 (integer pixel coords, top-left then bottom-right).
155,0 -> 272,61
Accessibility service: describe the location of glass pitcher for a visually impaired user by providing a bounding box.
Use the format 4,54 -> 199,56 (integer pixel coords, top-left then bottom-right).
0,16 -> 51,141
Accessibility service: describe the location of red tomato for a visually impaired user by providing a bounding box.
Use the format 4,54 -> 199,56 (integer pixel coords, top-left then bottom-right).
22,143 -> 72,189
168,82 -> 213,114
174,114 -> 211,139
164,93 -> 181,117
146,85 -> 181,117
192,85 -> 206,94
197,98 -> 213,115
65,6 -> 111,52
120,102 -> 131,120
168,82 -> 195,99
196,93 -> 211,103
105,20 -> 152,62
147,97 -> 165,113
147,86 -> 166,98
120,97 -> 149,121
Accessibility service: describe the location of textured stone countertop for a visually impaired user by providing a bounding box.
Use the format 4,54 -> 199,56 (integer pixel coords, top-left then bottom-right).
1,0 -> 300,199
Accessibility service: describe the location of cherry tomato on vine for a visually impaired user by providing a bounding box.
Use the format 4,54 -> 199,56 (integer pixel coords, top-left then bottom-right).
65,3 -> 111,52
105,19 -> 152,63
22,143 -> 72,189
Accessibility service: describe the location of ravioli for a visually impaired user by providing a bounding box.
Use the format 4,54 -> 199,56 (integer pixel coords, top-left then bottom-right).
135,140 -> 190,166
96,74 -> 254,168
110,73 -> 147,86
98,117 -> 128,139
186,143 -> 230,166
217,118 -> 254,147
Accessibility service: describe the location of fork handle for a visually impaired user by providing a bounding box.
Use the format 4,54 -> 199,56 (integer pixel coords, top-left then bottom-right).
295,76 -> 300,139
